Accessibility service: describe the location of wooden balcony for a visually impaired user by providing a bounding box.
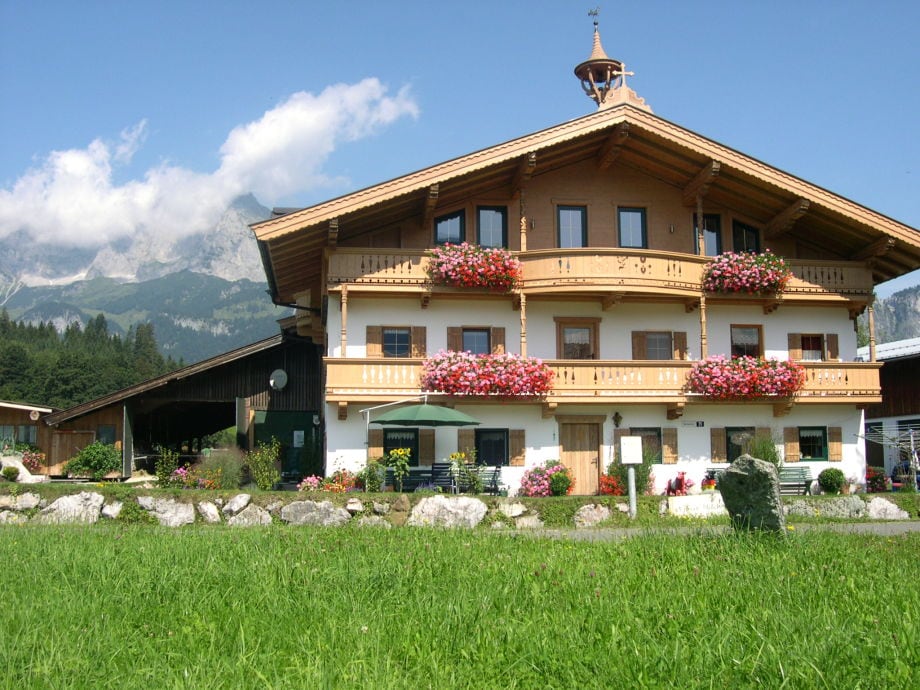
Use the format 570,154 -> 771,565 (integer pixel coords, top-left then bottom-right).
325,248 -> 874,306
324,358 -> 881,413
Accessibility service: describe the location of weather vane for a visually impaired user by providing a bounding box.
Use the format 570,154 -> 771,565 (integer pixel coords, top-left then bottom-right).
588,7 -> 600,28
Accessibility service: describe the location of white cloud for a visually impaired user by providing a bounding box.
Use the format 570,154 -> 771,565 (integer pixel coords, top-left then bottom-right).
0,78 -> 418,247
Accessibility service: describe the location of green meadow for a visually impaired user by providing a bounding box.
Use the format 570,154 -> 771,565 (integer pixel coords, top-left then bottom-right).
2,525 -> 919,689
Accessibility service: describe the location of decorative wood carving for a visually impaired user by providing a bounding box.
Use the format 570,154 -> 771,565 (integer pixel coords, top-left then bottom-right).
852,236 -> 895,261
773,401 -> 794,417
337,402 -> 348,421
511,152 -> 537,195
667,403 -> 685,420
682,160 -> 721,206
328,218 -> 339,247
597,123 -> 630,170
422,184 -> 439,228
765,198 -> 809,239
602,291 -> 625,311
542,402 -> 558,419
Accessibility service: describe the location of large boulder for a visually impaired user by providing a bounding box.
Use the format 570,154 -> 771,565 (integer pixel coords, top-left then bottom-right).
227,504 -> 272,527
407,496 -> 487,528
35,492 -> 105,524
867,497 -> 910,520
136,496 -> 195,527
222,494 -> 251,517
573,504 -> 612,528
718,455 -> 786,532
280,500 -> 351,527
0,492 -> 41,511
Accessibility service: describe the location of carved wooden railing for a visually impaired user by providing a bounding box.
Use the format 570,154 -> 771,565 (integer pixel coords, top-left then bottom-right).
325,248 -> 874,302
325,358 -> 880,405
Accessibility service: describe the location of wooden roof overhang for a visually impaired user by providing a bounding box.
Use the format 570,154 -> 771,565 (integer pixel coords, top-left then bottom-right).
252,105 -> 920,306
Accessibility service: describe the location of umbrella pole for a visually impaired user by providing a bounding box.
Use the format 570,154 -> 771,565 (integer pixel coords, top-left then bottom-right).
359,394 -> 428,461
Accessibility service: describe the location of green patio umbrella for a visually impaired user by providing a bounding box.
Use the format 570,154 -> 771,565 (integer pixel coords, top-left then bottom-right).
371,403 -> 480,427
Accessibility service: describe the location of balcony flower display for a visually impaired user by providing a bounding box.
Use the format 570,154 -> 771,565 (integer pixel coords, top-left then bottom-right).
687,355 -> 805,400
703,250 -> 792,295
421,350 -> 554,397
427,242 -> 522,292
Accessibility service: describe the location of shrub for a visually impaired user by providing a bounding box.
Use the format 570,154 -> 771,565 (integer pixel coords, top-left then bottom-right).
2,466 -> 19,482
357,460 -> 385,493
818,467 -> 847,494
115,499 -> 157,525
865,466 -> 887,493
155,447 -> 180,487
599,474 -> 625,495
247,438 -> 281,491
199,450 -> 244,489
606,447 -> 656,495
64,442 -> 120,480
746,432 -> 781,467
519,461 -> 574,497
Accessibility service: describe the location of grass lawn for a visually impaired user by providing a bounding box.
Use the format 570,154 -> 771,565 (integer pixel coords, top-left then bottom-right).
3,524 -> 919,688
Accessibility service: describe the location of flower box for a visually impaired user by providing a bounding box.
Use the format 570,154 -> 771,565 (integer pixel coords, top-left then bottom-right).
687,355 -> 805,400
427,242 -> 522,292
421,350 -> 554,397
703,250 -> 792,295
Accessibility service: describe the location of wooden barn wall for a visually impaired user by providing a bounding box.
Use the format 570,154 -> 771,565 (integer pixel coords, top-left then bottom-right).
0,408 -> 54,455
866,358 -> 920,419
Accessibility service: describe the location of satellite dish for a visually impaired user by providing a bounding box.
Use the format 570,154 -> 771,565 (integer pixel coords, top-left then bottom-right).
269,369 -> 288,391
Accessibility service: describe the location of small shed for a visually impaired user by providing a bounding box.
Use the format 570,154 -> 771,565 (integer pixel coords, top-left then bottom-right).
41,330 -> 323,479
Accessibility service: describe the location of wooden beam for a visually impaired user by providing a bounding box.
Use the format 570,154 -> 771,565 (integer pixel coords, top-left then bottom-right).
772,401 -> 794,418
602,291 -> 625,311
542,402 -> 558,419
596,123 -> 630,171
337,402 -> 349,421
666,403 -> 685,420
328,218 -> 339,247
511,153 -> 537,195
764,198 -> 809,239
682,160 -> 721,206
422,184 -> 439,228
852,236 -> 895,261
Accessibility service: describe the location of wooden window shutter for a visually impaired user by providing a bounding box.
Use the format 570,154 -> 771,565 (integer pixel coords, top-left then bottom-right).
828,426 -> 843,462
631,332 -> 646,360
662,428 -> 678,464
457,428 -> 475,457
509,429 -> 525,466
787,333 -> 802,361
825,333 -> 839,361
366,326 -> 383,357
368,428 -> 384,459
419,429 -> 435,466
410,326 -> 427,357
710,427 -> 727,463
672,332 -> 688,360
491,327 -> 506,354
447,327 -> 462,352
783,427 -> 800,463
613,427 -> 630,462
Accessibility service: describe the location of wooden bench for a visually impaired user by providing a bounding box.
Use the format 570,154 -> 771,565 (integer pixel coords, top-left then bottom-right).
384,467 -> 432,492
707,465 -> 813,495
454,464 -> 503,495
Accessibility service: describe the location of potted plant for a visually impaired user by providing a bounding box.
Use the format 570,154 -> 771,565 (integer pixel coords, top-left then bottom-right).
421,350 -> 554,397
703,250 -> 792,295
427,242 -> 522,292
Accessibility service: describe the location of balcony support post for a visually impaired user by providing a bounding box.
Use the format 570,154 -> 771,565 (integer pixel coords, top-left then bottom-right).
339,285 -> 348,358
867,299 -> 877,362
699,293 -> 708,359
519,293 -> 528,357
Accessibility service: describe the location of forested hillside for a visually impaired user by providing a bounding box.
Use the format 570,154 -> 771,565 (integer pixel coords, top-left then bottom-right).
0,310 -> 178,409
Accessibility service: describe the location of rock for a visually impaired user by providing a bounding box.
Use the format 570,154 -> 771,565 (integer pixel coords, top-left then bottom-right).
227,504 -> 272,526
391,494 -> 411,512
867,497 -> 910,520
497,501 -> 526,518
615,502 -> 629,514
222,494 -> 251,517
515,515 -> 544,529
345,498 -> 364,514
0,510 -> 26,524
356,515 -> 391,528
373,501 -> 390,515
101,501 -> 123,519
818,496 -> 867,520
718,455 -> 786,532
573,504 -> 611,528
407,496 -> 488,528
784,500 -> 818,518
280,500 -> 351,527
136,496 -> 195,527
197,501 -> 222,524
35,492 -> 105,524
265,501 -> 283,517
0,492 -> 41,511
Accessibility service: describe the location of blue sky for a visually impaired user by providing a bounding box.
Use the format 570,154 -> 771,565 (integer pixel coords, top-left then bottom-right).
1,1 -> 918,296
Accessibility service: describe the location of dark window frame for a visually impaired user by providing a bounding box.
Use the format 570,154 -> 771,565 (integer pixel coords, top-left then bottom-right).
435,209 -> 465,245
382,327 -> 412,358
475,428 -> 510,466
732,220 -> 761,253
477,206 -> 507,248
726,426 -> 756,463
557,205 -> 588,248
618,207 -> 648,249
384,428 -> 420,467
694,213 -> 722,256
798,427 -> 828,461
462,327 -> 491,355
730,324 -> 763,358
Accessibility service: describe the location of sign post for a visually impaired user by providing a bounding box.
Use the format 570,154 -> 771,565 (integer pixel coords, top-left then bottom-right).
620,436 -> 643,520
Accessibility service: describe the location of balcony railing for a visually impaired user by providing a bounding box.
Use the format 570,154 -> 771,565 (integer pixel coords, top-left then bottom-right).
324,358 -> 880,406
325,248 -> 873,302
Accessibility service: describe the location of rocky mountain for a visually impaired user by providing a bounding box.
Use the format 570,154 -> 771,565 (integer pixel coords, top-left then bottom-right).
868,284 -> 920,343
0,194 -> 291,363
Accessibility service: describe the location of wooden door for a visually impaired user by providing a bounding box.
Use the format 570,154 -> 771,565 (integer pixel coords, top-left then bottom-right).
560,422 -> 601,495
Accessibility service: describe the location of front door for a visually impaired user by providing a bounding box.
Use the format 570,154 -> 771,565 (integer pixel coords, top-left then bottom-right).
560,422 -> 601,495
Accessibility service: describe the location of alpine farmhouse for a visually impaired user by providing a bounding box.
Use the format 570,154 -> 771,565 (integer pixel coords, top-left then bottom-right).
252,26 -> 920,495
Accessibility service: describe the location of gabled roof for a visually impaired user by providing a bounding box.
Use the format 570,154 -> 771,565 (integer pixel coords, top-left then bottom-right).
0,400 -> 54,414
44,334 -> 284,426
253,101 -> 920,305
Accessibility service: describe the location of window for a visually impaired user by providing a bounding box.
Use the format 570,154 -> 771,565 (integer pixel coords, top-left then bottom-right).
617,207 -> 647,248
788,333 -> 838,362
631,427 -> 662,463
383,327 -> 411,358
798,427 -> 828,461
727,427 -> 755,463
384,428 -> 419,467
555,318 -> 599,359
731,325 -> 762,358
477,206 -> 507,248
694,213 -> 722,256
0,425 -> 36,445
435,210 -> 465,245
462,328 -> 491,354
732,220 -> 761,253
0,425 -> 13,443
631,331 -> 687,360
476,428 -> 509,466
800,335 -> 824,361
557,205 -> 587,248
97,425 -> 116,445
